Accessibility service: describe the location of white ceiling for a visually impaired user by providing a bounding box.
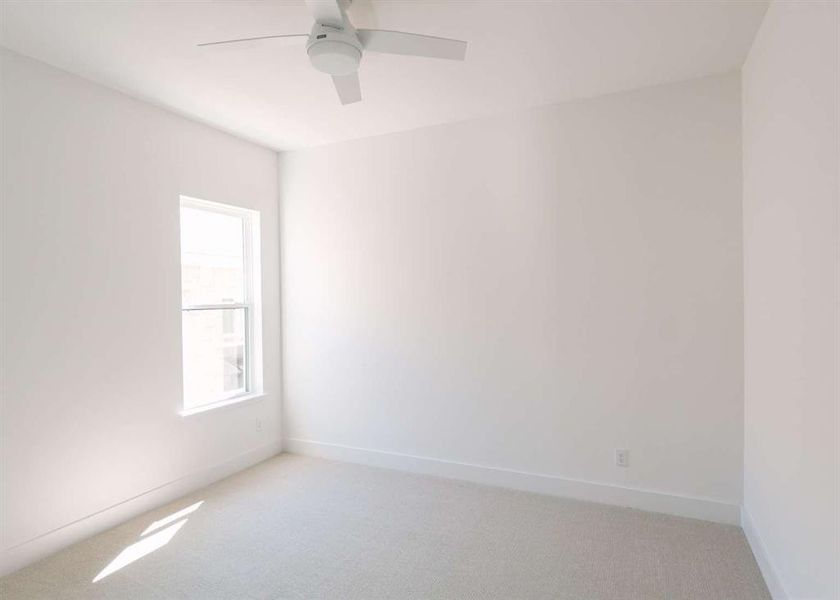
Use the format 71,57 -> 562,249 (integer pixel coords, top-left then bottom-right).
1,0 -> 767,150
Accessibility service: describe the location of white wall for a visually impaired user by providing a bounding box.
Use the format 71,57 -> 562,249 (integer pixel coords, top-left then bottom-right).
742,2 -> 839,599
0,49 -> 282,574
280,73 -> 744,520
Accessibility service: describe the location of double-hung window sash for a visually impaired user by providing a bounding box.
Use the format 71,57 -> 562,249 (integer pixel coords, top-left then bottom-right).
179,196 -> 259,412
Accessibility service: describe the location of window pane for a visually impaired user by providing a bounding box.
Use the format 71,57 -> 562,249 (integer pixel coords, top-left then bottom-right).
180,206 -> 245,306
182,308 -> 247,408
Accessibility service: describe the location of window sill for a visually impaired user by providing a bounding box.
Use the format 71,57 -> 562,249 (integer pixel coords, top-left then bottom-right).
179,392 -> 266,417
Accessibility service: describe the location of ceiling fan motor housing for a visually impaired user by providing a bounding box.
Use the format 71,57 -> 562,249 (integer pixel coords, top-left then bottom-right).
306,23 -> 362,76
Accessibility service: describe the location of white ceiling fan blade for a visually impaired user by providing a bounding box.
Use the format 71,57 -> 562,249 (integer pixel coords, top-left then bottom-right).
305,0 -> 347,28
346,0 -> 378,28
332,73 -> 361,105
357,29 -> 467,60
197,34 -> 308,48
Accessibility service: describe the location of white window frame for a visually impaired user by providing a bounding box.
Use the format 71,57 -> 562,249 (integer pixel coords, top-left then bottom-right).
179,195 -> 264,416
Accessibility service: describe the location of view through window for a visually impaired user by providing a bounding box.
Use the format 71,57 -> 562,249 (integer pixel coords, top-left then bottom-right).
180,197 -> 261,412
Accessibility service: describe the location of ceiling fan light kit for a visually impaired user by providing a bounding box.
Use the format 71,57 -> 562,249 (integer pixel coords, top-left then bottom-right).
198,0 -> 468,105
306,24 -> 363,76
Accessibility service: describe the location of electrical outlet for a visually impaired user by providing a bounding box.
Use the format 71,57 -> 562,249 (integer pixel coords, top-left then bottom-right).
255,418 -> 263,433
615,449 -> 629,467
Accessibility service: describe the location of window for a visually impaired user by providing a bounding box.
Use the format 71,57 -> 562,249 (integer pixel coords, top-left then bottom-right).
179,196 -> 262,414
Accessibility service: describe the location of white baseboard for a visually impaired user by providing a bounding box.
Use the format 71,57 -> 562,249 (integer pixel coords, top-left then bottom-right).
285,438 -> 741,525
0,440 -> 282,578
741,507 -> 789,600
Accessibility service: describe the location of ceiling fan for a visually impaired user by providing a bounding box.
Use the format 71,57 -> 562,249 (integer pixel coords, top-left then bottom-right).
198,0 -> 468,105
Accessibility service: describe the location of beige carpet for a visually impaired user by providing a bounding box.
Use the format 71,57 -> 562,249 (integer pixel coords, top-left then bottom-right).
2,454 -> 770,599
